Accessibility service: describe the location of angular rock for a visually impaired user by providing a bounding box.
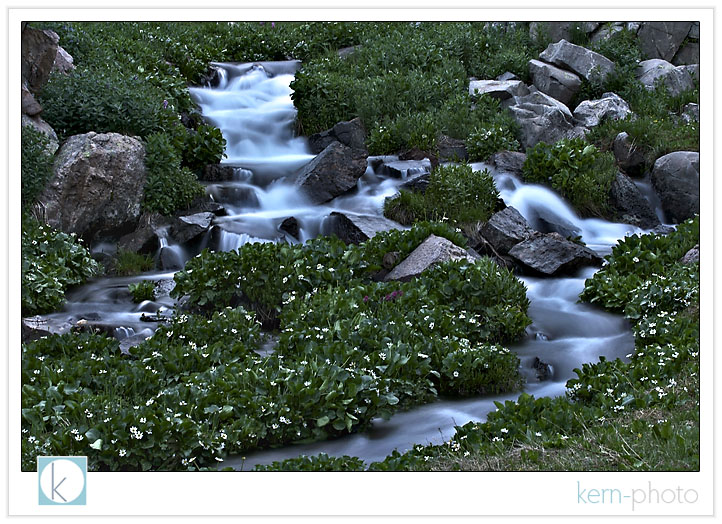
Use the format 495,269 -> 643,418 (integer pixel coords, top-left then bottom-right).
497,71 -> 519,82
51,45 -> 75,74
380,159 -> 432,179
179,199 -> 227,217
637,59 -> 695,97
508,233 -> 602,276
171,212 -> 215,245
22,84 -> 43,116
279,217 -> 300,240
308,117 -> 366,154
469,79 -> 530,101
398,174 -> 430,193
573,92 -> 632,128
436,135 -> 467,162
22,316 -> 74,342
22,114 -> 59,154
507,90 -> 588,150
673,41 -> 700,66
117,213 -> 171,254
328,212 -> 406,245
201,164 -> 238,182
590,23 -> 625,44
609,172 -> 660,229
490,151 -> 527,176
637,22 -> 693,61
384,235 -> 476,282
613,131 -> 646,177
296,141 -> 368,204
681,103 -> 700,124
21,27 -> 59,92
481,206 -> 535,255
539,39 -> 616,83
40,132 -> 147,241
528,59 -> 582,106
651,151 -> 700,223
680,244 -> 700,265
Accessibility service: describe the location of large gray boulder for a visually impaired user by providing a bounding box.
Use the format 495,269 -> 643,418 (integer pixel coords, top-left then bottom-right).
21,27 -> 59,92
673,41 -> 700,66
528,59 -> 581,106
384,235 -> 476,282
573,92 -> 632,128
481,206 -> 535,255
651,151 -> 700,223
328,212 -> 406,245
539,39 -> 616,83
612,132 -> 646,178
40,132 -> 147,240
636,59 -> 696,97
609,172 -> 660,229
637,22 -> 693,62
308,118 -> 366,155
507,90 -> 588,150
508,233 -> 602,276
295,141 -> 368,204
468,79 -> 530,101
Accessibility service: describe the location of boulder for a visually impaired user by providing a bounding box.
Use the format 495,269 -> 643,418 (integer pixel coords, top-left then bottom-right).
573,92 -> 632,128
201,164 -> 238,182
51,45 -> 75,74
681,103 -> 700,124
480,206 -> 535,255
39,132 -> 147,241
328,212 -> 406,244
590,22 -> 625,44
22,84 -> 43,116
508,233 -> 602,276
22,114 -> 59,154
21,27 -> 59,92
612,132 -> 646,177
637,22 -> 693,62
497,71 -> 519,82
651,151 -> 700,223
490,151 -> 527,176
468,79 -> 530,101
170,212 -> 215,245
279,217 -> 300,240
609,172 -> 660,229
436,135 -> 467,162
117,213 -> 171,254
673,41 -> 700,66
384,235 -> 476,282
528,59 -> 581,106
680,244 -> 700,265
636,59 -> 695,97
308,117 -> 366,154
295,141 -> 368,204
159,246 -> 185,271
507,90 -> 588,150
539,39 -> 616,83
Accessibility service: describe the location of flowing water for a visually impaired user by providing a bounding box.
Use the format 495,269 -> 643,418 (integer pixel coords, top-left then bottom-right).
33,61 -> 660,469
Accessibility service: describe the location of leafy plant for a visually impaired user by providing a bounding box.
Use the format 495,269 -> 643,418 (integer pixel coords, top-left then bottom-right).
466,125 -> 521,161
21,125 -> 55,207
128,280 -> 155,302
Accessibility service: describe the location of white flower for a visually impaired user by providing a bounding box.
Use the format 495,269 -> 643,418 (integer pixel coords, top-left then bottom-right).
453,371 -> 459,378
119,449 -> 127,457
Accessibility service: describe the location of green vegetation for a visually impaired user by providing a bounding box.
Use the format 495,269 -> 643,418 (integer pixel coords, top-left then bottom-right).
112,250 -> 155,276
22,224 -> 531,471
21,126 -> 55,207
128,280 -> 156,303
466,124 -> 521,162
522,138 -> 617,217
21,218 -> 100,316
384,164 -> 499,227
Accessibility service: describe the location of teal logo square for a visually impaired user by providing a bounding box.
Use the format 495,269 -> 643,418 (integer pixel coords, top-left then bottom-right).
38,456 -> 87,505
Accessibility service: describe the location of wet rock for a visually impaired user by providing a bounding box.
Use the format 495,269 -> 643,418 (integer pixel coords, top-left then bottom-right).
399,148 -> 439,169
651,151 -> 700,223
609,172 -> 660,229
398,174 -> 430,193
22,114 -> 59,154
159,246 -> 185,271
154,278 -> 177,298
468,79 -> 530,101
508,233 -> 602,276
179,199 -> 227,217
329,212 -> 406,245
681,103 -> 700,124
680,244 -> 700,265
436,135 -> 467,162
40,132 -> 147,241
22,316 -> 74,342
573,92 -> 631,128
613,132 -> 646,177
380,159 -> 432,179
207,184 -> 260,208
21,26 -> 59,92
637,21 -> 693,62
528,207 -> 582,239
532,357 -> 552,381
171,212 -> 215,245
295,141 -> 368,204
507,90 -> 588,150
539,39 -> 616,83
117,213 -> 171,254
200,65 -> 223,87
481,206 -> 535,255
201,164 -> 238,182
279,216 -> 300,240
636,59 -> 695,97
528,59 -> 582,106
51,45 -> 75,74
490,151 -> 527,176
384,234 -> 476,282
22,84 -> 43,116
308,117 -> 366,154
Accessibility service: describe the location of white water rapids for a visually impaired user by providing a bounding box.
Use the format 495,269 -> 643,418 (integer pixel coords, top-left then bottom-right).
35,61 -> 663,469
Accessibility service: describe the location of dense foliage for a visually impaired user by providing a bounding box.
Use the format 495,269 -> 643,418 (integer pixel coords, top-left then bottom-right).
21,126 -> 55,207
384,164 -> 500,227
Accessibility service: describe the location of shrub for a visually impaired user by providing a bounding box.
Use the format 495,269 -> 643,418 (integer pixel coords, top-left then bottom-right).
22,219 -> 100,315
21,126 -> 55,207
253,454 -> 366,471
128,280 -> 155,302
142,132 -> 205,216
181,124 -> 226,170
113,250 -> 155,276
522,138 -> 617,217
466,125 -> 521,161
384,164 -> 500,226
